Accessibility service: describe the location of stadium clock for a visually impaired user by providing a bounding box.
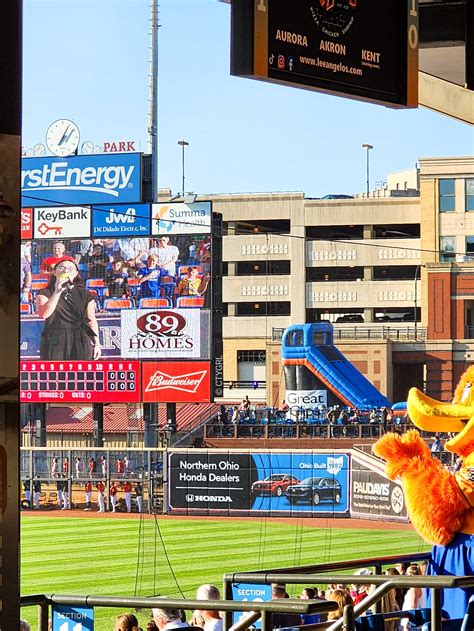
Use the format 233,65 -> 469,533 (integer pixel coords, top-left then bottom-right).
45,119 -> 80,156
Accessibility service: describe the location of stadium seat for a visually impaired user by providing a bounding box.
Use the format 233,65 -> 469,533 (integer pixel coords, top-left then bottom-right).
31,279 -> 49,292
86,278 -> 108,297
103,298 -> 134,311
175,296 -> 205,308
178,265 -> 201,277
138,297 -> 172,308
127,277 -> 140,295
20,302 -> 33,314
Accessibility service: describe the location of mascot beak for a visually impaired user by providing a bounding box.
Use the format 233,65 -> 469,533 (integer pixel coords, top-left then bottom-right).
407,387 -> 472,433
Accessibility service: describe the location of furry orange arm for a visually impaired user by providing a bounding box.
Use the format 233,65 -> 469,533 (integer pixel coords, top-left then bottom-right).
373,430 -> 467,545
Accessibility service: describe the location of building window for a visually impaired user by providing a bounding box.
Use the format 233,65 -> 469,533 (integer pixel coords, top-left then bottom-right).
466,237 -> 474,260
237,350 -> 266,363
439,178 -> 455,212
466,179 -> 474,211
440,236 -> 456,262
236,301 -> 291,316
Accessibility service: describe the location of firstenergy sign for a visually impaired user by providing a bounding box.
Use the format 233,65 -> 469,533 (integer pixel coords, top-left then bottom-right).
21,153 -> 141,207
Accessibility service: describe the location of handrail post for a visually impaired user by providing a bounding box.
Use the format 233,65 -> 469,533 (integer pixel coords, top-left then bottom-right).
38,602 -> 49,631
261,609 -> 272,631
342,603 -> 355,631
431,588 -> 442,631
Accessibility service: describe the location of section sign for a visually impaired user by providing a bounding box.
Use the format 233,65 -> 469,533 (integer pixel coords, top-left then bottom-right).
22,152 -> 142,206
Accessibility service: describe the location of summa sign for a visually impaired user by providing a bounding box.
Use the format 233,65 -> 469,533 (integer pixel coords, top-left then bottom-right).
21,153 -> 142,207
152,201 -> 211,235
142,361 -> 211,402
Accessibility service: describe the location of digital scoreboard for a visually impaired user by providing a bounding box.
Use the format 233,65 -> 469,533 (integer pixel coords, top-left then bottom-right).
20,360 -> 141,403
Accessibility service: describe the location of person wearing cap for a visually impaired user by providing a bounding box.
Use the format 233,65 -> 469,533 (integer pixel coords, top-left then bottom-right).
36,257 -> 101,360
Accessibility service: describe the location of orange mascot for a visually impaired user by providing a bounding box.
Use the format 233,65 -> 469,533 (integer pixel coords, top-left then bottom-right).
373,366 -> 474,620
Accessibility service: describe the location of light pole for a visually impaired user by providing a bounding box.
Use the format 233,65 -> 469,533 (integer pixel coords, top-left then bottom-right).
362,143 -> 373,196
414,264 -> 423,339
177,139 -> 189,197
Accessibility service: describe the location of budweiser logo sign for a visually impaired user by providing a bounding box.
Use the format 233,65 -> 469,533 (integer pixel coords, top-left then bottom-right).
145,369 -> 207,393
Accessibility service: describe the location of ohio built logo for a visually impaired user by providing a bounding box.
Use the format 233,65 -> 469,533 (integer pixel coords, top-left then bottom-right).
145,369 -> 206,394
327,456 -> 344,476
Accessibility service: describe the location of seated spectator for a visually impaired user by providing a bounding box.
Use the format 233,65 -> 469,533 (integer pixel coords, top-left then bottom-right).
177,267 -> 209,296
326,589 -> 354,621
114,612 -> 141,631
299,587 -> 321,625
137,254 -> 168,298
192,584 -> 223,631
115,237 -> 150,269
105,258 -> 130,297
87,242 -> 110,278
271,583 -> 302,630
352,568 -> 373,605
40,241 -> 68,274
151,608 -> 190,630
430,433 -> 444,453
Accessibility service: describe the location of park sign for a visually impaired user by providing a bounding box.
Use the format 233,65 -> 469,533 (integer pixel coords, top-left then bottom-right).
21,152 -> 142,207
231,0 -> 418,108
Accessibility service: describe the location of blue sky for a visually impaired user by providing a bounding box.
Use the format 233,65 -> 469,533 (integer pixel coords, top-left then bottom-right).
23,0 -> 473,199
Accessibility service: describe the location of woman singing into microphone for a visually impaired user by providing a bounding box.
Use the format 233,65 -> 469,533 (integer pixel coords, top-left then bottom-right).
36,257 -> 101,360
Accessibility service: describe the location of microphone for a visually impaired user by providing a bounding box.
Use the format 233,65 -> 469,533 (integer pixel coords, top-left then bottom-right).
64,281 -> 74,293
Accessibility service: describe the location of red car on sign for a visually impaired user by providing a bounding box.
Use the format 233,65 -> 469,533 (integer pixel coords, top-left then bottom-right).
251,474 -> 300,497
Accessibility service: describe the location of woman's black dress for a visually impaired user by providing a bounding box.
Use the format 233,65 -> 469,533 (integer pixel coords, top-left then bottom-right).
37,286 -> 96,360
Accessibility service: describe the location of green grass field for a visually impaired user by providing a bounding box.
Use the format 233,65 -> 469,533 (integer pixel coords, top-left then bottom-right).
21,515 -> 428,630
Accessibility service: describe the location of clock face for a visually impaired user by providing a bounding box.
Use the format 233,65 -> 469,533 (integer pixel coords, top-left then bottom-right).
46,119 -> 80,157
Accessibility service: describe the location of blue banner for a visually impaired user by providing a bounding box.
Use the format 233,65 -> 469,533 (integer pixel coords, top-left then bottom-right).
22,153 -> 142,207
232,583 -> 272,628
52,605 -> 94,630
92,203 -> 151,236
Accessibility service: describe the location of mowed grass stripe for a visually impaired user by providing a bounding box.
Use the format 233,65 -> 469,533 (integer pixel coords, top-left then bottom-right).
21,516 -> 427,631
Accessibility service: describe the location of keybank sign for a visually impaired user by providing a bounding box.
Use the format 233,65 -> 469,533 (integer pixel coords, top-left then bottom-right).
21,153 -> 142,207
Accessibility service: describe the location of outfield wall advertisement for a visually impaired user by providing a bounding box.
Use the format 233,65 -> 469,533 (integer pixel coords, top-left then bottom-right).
168,450 -> 350,516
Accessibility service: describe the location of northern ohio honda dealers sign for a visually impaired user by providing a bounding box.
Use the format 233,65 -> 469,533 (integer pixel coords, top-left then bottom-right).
142,361 -> 211,402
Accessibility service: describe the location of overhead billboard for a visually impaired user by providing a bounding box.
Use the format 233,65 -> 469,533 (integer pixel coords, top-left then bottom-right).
168,450 -> 350,515
231,0 -> 418,108
21,153 -> 142,207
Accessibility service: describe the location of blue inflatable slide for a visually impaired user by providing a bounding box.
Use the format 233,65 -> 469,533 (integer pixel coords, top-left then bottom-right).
281,323 -> 391,411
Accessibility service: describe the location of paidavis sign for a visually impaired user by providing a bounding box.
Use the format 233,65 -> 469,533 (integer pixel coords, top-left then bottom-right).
231,0 -> 418,108
142,361 -> 212,402
168,450 -> 349,515
350,454 -> 407,521
21,153 -> 142,207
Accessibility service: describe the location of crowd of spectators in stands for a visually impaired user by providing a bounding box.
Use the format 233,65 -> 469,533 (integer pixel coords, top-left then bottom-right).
20,235 -> 212,312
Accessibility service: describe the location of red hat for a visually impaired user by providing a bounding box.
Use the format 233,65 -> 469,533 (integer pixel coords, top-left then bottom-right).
53,256 -> 78,270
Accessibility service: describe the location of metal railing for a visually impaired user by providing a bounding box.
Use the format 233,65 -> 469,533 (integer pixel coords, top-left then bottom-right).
204,421 -> 414,441
20,594 -> 337,631
272,326 -> 427,342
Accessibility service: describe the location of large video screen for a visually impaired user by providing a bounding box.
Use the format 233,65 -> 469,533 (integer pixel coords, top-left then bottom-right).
20,230 -> 216,402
